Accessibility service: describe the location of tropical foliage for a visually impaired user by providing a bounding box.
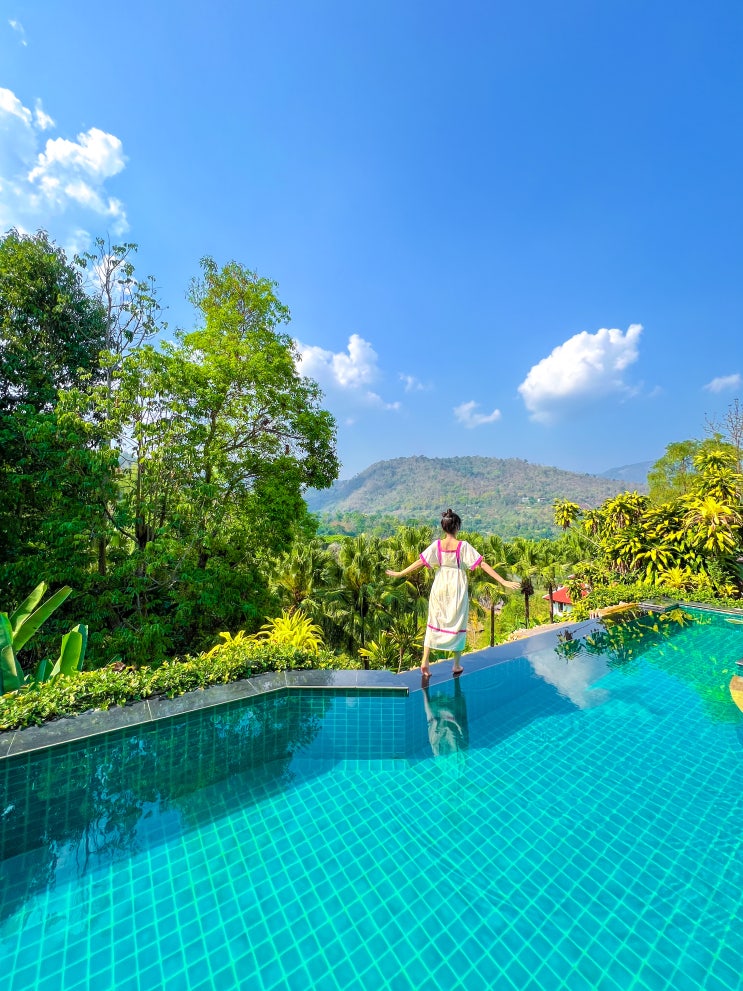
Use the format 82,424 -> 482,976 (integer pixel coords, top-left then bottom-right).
554,445 -> 743,601
0,583 -> 87,693
0,640 -> 355,731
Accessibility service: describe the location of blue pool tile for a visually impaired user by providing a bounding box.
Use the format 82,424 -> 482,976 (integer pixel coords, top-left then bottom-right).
0,623 -> 742,991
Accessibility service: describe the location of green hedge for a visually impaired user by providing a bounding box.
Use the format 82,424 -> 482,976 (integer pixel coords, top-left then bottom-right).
0,642 -> 359,732
571,581 -> 743,621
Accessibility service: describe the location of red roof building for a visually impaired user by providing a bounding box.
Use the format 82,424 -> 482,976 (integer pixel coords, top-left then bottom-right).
542,584 -> 588,614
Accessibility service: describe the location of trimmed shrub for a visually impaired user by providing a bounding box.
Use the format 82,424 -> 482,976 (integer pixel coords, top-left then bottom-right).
0,641 -> 359,731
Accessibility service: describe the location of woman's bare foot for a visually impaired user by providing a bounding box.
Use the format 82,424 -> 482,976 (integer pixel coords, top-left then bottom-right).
452,666 -> 464,676
421,665 -> 431,678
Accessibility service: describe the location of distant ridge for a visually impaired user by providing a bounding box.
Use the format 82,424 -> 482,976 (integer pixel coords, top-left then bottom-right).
598,461 -> 654,485
305,455 -> 648,539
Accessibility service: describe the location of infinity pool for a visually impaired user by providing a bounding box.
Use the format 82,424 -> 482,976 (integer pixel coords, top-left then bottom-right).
1,608 -> 742,990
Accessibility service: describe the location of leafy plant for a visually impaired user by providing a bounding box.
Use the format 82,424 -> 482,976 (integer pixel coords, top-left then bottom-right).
254,610 -> 325,653
204,629 -> 254,658
0,640 -> 357,731
358,633 -> 399,670
0,583 -> 88,693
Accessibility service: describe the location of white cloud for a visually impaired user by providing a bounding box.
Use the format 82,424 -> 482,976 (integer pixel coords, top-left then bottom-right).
704,373 -> 741,394
0,87 -> 32,126
296,333 -> 379,389
0,86 -> 128,246
366,391 -> 401,411
400,373 -> 426,392
34,100 -> 54,131
454,400 -> 502,428
8,19 -> 27,46
518,324 -> 643,423
295,333 -> 402,415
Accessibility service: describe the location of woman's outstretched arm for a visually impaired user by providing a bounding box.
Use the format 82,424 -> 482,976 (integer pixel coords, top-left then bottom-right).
385,559 -> 426,579
480,560 -> 520,590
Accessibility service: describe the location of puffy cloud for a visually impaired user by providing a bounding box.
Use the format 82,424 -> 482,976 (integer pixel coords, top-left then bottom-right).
0,86 -> 128,245
704,373 -> 741,393
454,400 -> 502,428
518,324 -> 643,423
295,333 -> 379,389
295,333 -> 402,415
0,87 -> 32,125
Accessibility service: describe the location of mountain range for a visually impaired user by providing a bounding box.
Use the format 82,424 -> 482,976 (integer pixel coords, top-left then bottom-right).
305,456 -> 652,539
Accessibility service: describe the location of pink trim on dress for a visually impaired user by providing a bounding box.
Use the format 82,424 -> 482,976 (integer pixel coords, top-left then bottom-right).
420,553 -> 431,568
470,555 -> 483,570
427,623 -> 468,634
437,539 -> 442,565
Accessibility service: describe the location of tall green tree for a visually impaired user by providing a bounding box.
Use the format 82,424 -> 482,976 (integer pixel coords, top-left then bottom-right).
0,230 -> 110,617
0,229 -> 107,414
647,438 -> 735,504
72,256 -> 338,658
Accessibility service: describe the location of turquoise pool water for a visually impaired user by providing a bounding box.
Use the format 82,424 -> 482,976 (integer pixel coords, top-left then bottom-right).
1,608 -> 743,990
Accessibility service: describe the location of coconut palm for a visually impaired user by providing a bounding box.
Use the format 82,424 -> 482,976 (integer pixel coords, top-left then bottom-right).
269,540 -> 331,616
469,534 -> 511,645
321,535 -> 391,661
510,538 -> 540,628
539,559 -> 567,623
387,612 -> 425,671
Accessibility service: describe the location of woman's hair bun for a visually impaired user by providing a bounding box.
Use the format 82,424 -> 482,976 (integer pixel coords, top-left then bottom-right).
440,508 -> 461,534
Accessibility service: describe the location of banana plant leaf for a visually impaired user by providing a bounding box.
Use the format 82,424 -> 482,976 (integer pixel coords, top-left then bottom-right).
12,586 -> 72,652
9,582 -> 48,638
50,625 -> 88,678
0,612 -> 24,693
34,657 -> 52,684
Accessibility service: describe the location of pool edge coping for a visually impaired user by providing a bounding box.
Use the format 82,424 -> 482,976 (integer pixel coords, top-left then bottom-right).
3,600 -> 741,760
0,669 -> 409,760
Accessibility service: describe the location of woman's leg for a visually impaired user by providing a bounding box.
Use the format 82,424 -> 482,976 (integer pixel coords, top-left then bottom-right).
452,651 -> 463,675
421,645 -> 432,676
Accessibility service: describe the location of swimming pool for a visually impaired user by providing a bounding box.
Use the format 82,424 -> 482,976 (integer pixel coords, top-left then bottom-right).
1,607 -> 742,990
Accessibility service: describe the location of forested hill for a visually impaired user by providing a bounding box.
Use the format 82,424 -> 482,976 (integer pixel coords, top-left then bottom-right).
305,456 -> 648,539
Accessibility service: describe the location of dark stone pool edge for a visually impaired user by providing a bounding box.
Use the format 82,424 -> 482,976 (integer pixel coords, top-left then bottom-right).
1,620 -> 598,760
4,599 -> 739,760
0,669 -> 409,760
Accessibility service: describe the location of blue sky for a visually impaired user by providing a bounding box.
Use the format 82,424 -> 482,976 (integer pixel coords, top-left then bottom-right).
2,1 -> 742,480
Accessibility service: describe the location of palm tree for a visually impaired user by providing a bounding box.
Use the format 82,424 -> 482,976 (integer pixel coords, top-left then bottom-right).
539,559 -> 567,623
510,538 -> 540,628
321,535 -> 391,662
387,612 -> 424,671
269,541 -> 330,616
471,534 -> 511,644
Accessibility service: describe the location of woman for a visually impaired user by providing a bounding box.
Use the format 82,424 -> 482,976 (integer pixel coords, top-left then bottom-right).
385,509 -> 519,677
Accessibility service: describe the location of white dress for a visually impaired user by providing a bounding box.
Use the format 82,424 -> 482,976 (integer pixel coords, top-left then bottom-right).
420,539 -> 483,652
